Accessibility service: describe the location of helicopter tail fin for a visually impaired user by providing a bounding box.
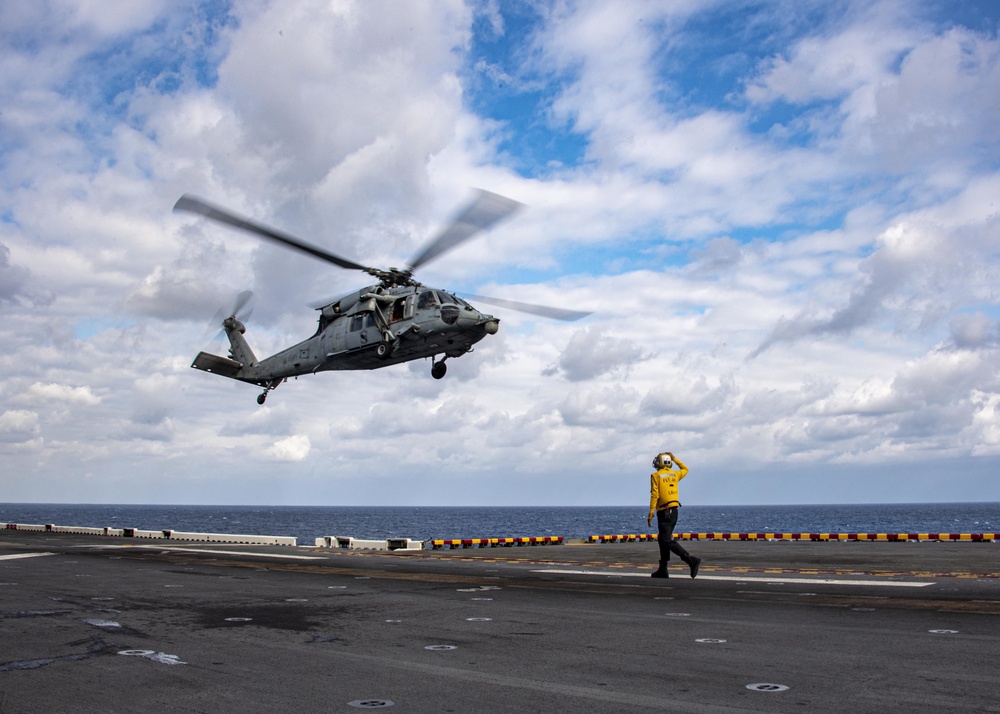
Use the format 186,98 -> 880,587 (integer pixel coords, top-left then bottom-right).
222,320 -> 259,368
190,318 -> 263,385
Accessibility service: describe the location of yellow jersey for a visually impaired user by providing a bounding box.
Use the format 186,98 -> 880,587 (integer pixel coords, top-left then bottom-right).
648,458 -> 688,518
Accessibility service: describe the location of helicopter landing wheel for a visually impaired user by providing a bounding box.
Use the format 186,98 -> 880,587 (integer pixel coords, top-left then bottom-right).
431,360 -> 447,380
376,341 -> 396,360
257,391 -> 267,405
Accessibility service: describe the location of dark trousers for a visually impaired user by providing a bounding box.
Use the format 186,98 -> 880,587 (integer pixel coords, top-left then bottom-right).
656,507 -> 692,564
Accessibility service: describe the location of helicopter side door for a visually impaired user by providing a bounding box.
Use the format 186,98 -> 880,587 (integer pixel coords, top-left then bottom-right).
344,312 -> 378,351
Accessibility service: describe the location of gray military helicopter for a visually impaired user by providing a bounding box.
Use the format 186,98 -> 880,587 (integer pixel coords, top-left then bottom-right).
174,190 -> 590,404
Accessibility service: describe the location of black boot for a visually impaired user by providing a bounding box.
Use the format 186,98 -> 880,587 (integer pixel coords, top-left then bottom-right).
687,556 -> 701,579
651,561 -> 669,578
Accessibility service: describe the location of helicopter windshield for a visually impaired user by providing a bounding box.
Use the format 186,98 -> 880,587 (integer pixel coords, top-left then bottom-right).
417,290 -> 438,309
436,291 -> 470,307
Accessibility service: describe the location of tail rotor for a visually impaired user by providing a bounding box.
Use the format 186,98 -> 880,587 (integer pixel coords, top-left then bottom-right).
208,290 -> 254,337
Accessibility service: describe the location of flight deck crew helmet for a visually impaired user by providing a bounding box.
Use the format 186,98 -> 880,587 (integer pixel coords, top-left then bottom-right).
653,453 -> 672,470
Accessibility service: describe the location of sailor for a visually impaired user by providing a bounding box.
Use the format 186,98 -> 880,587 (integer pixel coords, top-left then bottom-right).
647,451 -> 701,579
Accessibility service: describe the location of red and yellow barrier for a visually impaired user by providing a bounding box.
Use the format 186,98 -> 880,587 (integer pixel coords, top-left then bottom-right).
587,532 -> 998,542
431,536 -> 564,549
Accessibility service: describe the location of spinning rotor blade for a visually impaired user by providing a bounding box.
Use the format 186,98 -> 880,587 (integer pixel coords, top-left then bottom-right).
230,289 -> 254,319
407,189 -> 523,273
206,290 -> 254,337
464,294 -> 591,322
174,195 -> 370,273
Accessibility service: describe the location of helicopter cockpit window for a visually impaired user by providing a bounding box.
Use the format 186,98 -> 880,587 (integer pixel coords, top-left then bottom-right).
417,290 -> 438,309
437,292 -> 471,308
350,315 -> 364,332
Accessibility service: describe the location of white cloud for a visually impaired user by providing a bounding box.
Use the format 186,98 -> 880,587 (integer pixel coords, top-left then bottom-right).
950,312 -> 999,348
0,1 -> 998,506
0,410 -> 40,441
544,326 -> 645,381
265,433 -> 311,462
25,382 -> 101,406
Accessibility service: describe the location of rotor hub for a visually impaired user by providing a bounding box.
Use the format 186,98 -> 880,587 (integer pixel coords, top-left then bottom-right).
366,266 -> 419,289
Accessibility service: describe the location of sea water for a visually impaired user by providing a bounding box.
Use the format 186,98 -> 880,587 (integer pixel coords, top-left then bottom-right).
2,502 -> 998,545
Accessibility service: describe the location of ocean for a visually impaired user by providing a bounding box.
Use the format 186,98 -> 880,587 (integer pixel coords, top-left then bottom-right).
2,502 -> 998,545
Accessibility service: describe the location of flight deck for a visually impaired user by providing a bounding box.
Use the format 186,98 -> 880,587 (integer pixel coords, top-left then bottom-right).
1,529 -> 998,712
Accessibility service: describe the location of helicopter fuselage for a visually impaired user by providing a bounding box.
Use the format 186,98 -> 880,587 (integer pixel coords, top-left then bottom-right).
191,284 -> 499,401
175,190 -> 585,404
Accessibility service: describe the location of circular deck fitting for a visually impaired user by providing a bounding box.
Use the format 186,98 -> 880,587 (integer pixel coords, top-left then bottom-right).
224,617 -> 252,622
348,699 -> 395,708
465,617 -> 492,622
424,645 -> 457,651
746,683 -> 789,692
695,638 -> 727,644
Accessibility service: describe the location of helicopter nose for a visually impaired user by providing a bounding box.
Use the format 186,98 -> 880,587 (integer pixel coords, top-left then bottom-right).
483,319 -> 499,334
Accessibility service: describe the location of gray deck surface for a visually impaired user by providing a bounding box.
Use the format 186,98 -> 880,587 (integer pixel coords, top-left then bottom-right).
1,531 -> 998,713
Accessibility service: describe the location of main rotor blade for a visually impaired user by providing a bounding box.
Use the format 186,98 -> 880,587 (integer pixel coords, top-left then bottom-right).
174,195 -> 370,273
407,189 -> 523,273
464,293 -> 592,322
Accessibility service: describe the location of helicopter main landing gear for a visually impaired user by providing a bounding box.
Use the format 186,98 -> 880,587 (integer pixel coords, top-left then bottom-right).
376,338 -> 397,360
431,357 -> 447,380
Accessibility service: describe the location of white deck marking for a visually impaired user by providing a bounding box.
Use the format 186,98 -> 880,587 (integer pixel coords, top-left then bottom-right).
532,569 -> 935,588
95,545 -> 324,560
0,552 -> 55,561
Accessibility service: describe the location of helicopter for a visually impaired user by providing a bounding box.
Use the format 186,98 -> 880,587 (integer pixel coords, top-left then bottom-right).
173,190 -> 590,404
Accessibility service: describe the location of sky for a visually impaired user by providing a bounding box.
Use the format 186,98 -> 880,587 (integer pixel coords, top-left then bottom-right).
2,0 -> 999,508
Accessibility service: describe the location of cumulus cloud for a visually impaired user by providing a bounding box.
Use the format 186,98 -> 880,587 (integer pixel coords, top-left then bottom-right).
544,326 -> 645,381
0,410 -> 40,442
265,434 -> 311,462
1,1 -> 999,506
25,382 -> 101,406
0,243 -> 31,303
950,312 -> 999,349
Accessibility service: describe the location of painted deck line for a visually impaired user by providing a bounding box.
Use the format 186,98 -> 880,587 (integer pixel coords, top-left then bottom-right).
0,552 -> 55,561
94,545 -> 326,561
532,568 -> 935,588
